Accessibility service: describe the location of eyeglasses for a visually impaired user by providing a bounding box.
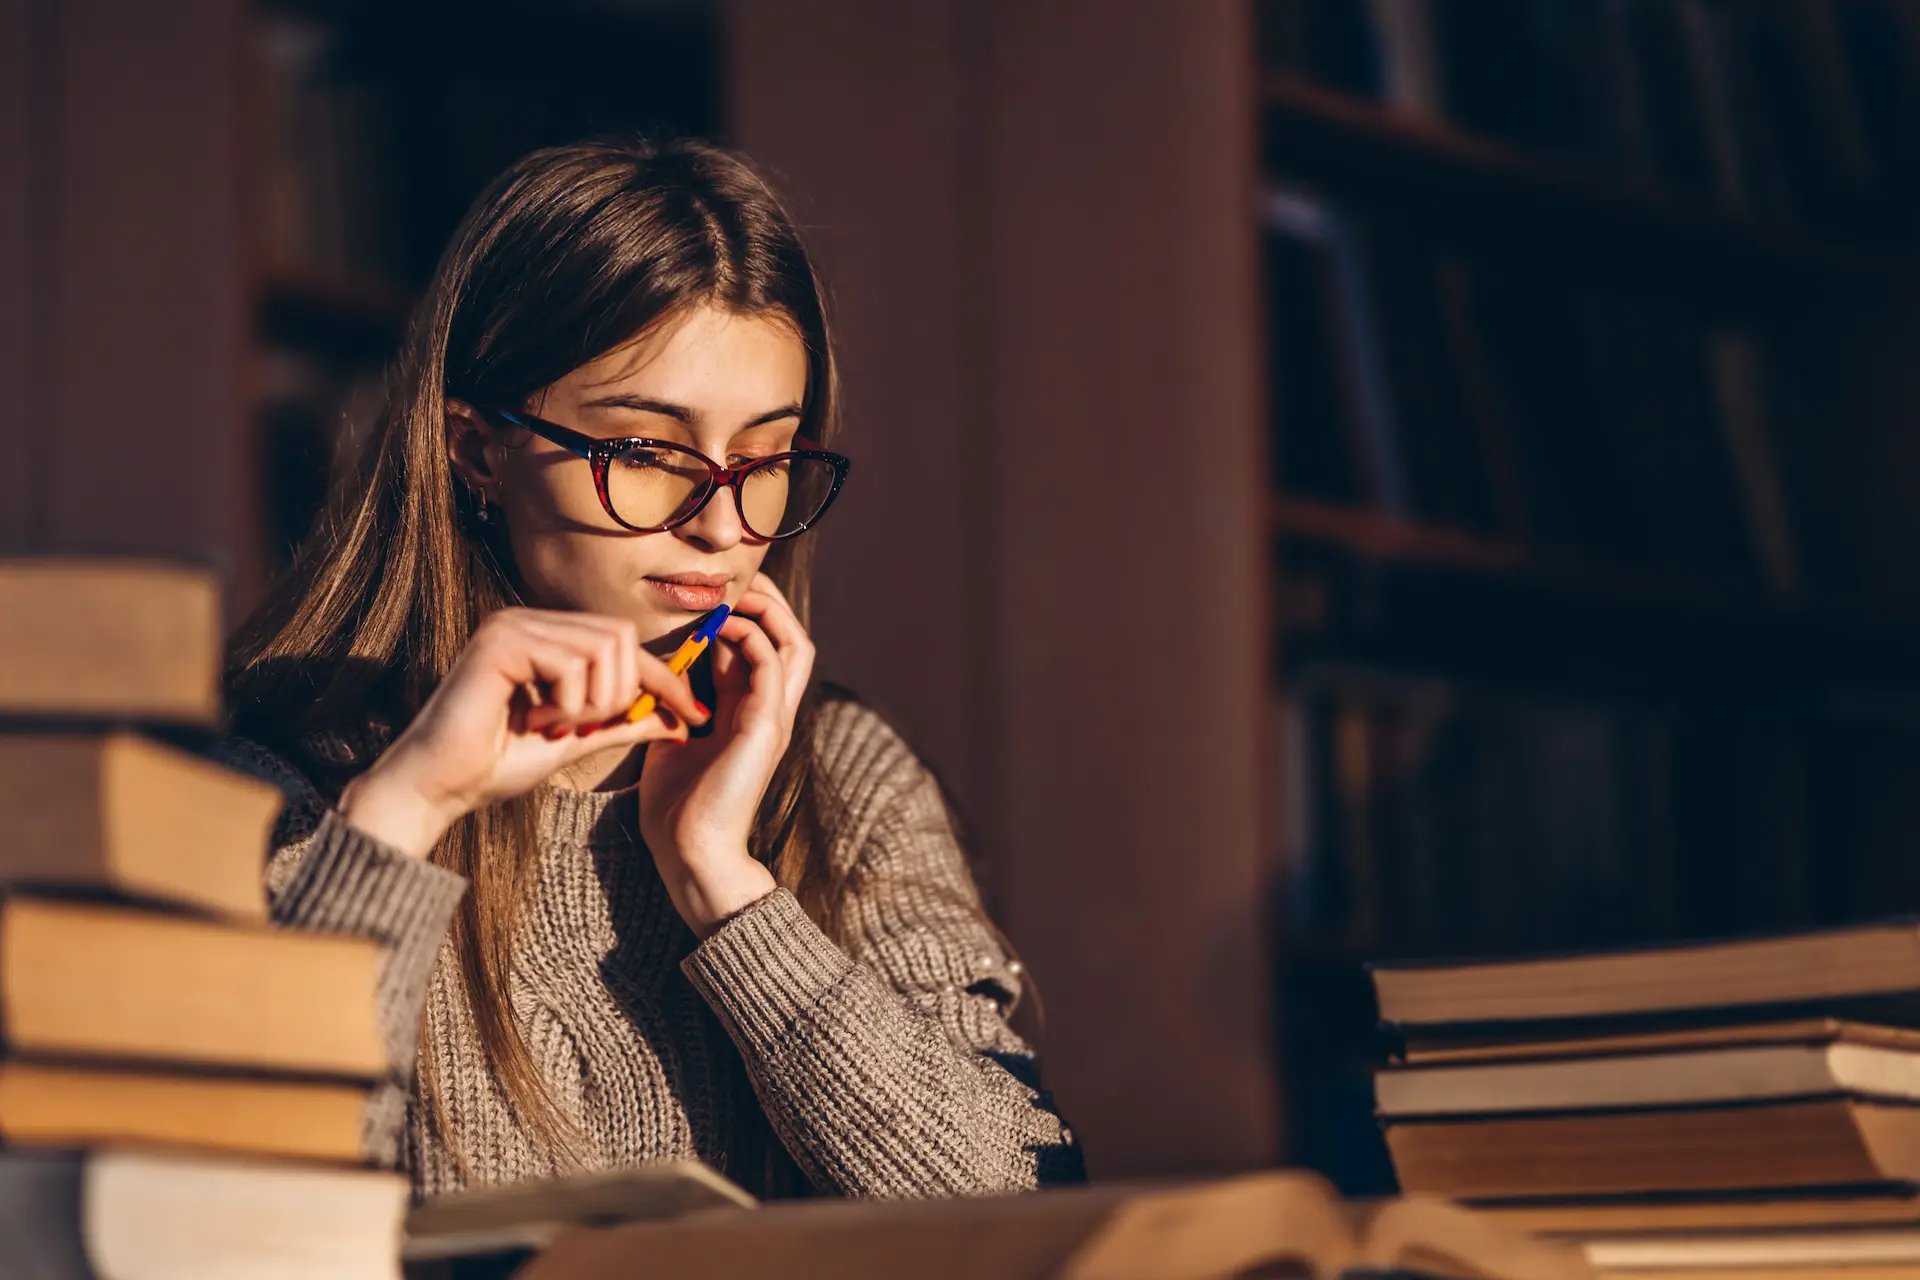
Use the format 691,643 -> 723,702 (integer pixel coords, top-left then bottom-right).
473,405 -> 851,541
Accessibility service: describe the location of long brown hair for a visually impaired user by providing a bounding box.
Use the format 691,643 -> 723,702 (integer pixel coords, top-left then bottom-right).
224,135 -> 863,1175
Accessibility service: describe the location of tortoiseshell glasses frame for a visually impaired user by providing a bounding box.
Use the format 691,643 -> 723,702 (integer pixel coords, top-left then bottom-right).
473,404 -> 851,541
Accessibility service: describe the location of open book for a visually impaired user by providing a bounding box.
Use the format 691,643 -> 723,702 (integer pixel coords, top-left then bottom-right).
402,1158 -> 754,1263
478,1166 -> 1587,1280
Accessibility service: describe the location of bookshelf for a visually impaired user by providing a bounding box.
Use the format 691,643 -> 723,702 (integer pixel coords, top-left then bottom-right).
239,0 -> 723,596
1260,75 -> 1920,313
1257,0 -> 1920,1195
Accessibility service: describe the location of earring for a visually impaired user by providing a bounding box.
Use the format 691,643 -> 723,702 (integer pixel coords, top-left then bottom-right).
469,487 -> 493,524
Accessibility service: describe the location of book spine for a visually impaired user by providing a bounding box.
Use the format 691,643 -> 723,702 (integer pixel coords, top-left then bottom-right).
1434,262 -> 1529,541
1676,0 -> 1753,216
1263,189 -> 1408,513
1318,212 -> 1410,515
1362,0 -> 1446,119
1706,330 -> 1801,599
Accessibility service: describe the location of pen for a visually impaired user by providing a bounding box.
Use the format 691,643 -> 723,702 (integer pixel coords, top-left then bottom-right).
621,603 -> 730,725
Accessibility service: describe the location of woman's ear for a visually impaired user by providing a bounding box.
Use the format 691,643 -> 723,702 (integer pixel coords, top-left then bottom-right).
445,398 -> 504,497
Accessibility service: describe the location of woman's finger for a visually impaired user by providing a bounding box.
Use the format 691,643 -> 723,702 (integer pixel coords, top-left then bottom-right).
472,610 -> 561,714
551,612 -> 644,714
520,612 -> 644,699
732,588 -> 806,652
717,613 -> 780,668
571,700 -> 686,749
515,613 -> 668,731
617,621 -> 638,721
713,614 -> 784,715
498,608 -> 735,734
516,616 -> 624,724
731,588 -> 813,713
784,640 -> 815,715
632,644 -> 712,727
749,574 -> 814,702
511,635 -> 595,725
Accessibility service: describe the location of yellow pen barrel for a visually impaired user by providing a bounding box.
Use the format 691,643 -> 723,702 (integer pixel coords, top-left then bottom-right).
622,637 -> 710,723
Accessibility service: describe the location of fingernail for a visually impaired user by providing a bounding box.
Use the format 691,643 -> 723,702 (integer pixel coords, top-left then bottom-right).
693,699 -> 711,719
543,725 -> 567,740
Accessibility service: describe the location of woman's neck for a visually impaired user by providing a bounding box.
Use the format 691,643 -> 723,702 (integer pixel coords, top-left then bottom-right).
552,740 -> 647,792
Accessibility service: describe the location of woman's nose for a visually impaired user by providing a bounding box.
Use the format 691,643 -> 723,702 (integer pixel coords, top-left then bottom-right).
677,479 -> 747,549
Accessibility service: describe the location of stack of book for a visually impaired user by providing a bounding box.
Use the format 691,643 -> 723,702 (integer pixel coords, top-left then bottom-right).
1371,921 -> 1920,1277
0,557 -> 407,1278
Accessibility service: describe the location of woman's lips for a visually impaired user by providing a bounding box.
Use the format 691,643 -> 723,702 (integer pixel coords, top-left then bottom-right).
645,577 -> 727,611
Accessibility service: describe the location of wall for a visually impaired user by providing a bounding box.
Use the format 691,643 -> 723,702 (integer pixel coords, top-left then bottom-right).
0,0 -> 259,627
726,0 -> 1283,1179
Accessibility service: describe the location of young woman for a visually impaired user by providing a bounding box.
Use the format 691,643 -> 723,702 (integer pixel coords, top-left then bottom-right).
214,135 -> 1085,1202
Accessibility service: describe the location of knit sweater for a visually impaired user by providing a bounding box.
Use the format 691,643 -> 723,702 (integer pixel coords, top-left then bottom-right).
208,695 -> 1086,1202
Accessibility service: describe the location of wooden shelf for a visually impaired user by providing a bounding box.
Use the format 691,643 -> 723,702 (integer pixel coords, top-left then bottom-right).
1269,496 -> 1920,717
1270,495 -> 1762,612
257,269 -> 409,365
1259,75 -> 1920,314
1271,496 -> 1525,574
1277,560 -> 1920,723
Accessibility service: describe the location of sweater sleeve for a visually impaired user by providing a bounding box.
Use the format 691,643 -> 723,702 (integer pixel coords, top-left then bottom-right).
678,729 -> 1088,1198
205,736 -> 468,1169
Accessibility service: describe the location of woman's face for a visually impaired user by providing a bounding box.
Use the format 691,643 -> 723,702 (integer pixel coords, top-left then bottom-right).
449,302 -> 808,651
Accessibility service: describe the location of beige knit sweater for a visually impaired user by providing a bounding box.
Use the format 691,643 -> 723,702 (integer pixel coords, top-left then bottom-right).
210,694 -> 1085,1202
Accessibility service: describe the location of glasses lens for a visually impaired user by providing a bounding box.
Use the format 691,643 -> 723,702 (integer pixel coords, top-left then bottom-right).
738,454 -> 840,538
606,444 -> 708,528
605,445 -> 841,536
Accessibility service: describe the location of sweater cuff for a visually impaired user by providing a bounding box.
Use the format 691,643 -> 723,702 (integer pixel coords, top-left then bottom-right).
270,806 -> 468,945
272,807 -> 468,1082
679,885 -> 857,1051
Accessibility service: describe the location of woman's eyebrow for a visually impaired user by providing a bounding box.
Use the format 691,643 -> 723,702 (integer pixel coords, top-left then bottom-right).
578,393 -> 802,428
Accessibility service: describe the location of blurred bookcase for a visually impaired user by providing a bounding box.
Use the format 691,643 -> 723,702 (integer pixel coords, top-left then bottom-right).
1255,0 -> 1920,1193
241,0 -> 721,586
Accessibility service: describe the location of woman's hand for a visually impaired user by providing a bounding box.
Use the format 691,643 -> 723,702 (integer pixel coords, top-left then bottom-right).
639,571 -> 816,938
339,607 -> 712,858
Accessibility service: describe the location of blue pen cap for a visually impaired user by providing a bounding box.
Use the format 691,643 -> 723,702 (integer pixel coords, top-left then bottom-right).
694,603 -> 731,644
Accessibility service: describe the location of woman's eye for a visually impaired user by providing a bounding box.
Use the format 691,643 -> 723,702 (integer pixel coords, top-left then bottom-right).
616,447 -> 675,470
